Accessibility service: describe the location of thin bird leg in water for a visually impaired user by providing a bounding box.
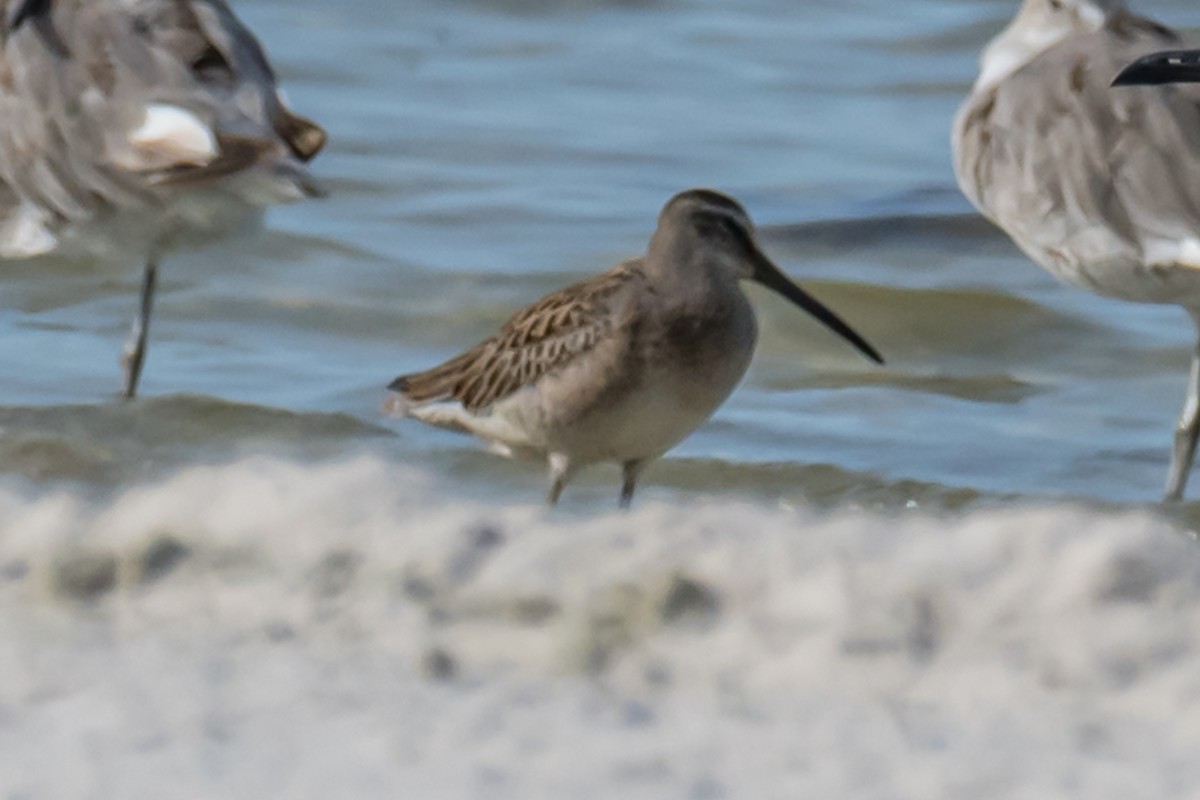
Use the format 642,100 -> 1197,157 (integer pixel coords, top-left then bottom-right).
547,452 -> 573,507
120,261 -> 158,400
1166,337 -> 1200,501
620,460 -> 645,510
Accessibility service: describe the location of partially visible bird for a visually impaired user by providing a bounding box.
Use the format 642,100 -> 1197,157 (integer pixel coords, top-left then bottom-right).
1114,45 -> 1200,88
385,188 -> 883,508
0,0 -> 326,398
952,0 -> 1200,500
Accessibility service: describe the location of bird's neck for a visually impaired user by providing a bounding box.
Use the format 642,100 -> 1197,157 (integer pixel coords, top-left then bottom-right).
975,10 -> 1104,92
643,239 -> 741,315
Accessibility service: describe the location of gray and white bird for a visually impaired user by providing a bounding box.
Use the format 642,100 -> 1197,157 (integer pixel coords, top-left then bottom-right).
0,0 -> 325,398
385,189 -> 883,508
952,0 -> 1200,500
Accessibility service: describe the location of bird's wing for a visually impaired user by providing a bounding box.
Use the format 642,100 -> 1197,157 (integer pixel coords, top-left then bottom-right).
0,1 -> 197,222
390,261 -> 645,413
955,11 -> 1200,270
0,0 -> 325,239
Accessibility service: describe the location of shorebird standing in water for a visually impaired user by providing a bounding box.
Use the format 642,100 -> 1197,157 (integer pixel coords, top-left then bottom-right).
953,0 -> 1200,500
386,189 -> 883,508
0,0 -> 325,398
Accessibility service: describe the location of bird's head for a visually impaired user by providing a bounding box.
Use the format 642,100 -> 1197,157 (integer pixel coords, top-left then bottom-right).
652,189 -> 883,364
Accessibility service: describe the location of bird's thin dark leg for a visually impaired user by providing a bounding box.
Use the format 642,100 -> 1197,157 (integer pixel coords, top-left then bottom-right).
1166,336 -> 1200,501
547,453 -> 573,507
120,260 -> 157,400
619,460 -> 645,510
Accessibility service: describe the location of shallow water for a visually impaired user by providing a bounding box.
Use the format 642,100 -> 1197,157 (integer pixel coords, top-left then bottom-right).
6,0 -> 1200,508
6,0 -> 1200,796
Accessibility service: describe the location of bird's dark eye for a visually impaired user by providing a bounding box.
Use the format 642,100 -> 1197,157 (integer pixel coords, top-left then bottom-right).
697,214 -> 732,240
191,44 -> 232,83
1048,0 -> 1063,9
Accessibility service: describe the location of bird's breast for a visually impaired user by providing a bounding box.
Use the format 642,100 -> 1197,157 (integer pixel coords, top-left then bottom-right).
648,291 -> 758,388
565,293 -> 757,463
481,288 -> 759,466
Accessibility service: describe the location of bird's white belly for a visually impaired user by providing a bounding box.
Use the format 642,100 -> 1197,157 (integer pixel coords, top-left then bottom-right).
0,166 -> 304,267
1026,230 -> 1200,307
69,191 -> 267,262
485,340 -> 753,467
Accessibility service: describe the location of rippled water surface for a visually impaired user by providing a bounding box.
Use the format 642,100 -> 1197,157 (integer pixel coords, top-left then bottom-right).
5,0 -> 1200,507
7,2 -> 1200,795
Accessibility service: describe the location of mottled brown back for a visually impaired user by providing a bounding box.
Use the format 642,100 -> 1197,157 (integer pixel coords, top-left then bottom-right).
391,261 -> 646,412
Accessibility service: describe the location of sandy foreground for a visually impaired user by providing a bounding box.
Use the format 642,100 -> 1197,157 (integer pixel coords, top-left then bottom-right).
0,456 -> 1197,799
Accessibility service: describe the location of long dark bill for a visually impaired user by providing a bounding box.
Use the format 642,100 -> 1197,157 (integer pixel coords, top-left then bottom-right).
1112,50 -> 1200,87
751,250 -> 884,365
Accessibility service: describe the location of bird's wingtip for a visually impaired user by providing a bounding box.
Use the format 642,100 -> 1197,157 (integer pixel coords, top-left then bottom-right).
382,375 -> 413,416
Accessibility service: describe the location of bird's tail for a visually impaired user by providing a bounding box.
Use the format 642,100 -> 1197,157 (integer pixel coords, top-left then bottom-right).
384,360 -> 477,435
385,364 -> 531,458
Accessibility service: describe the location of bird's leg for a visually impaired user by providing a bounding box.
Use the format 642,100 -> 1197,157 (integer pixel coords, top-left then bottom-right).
1166,335 -> 1200,501
120,260 -> 158,400
547,452 -> 574,507
619,460 -> 645,510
